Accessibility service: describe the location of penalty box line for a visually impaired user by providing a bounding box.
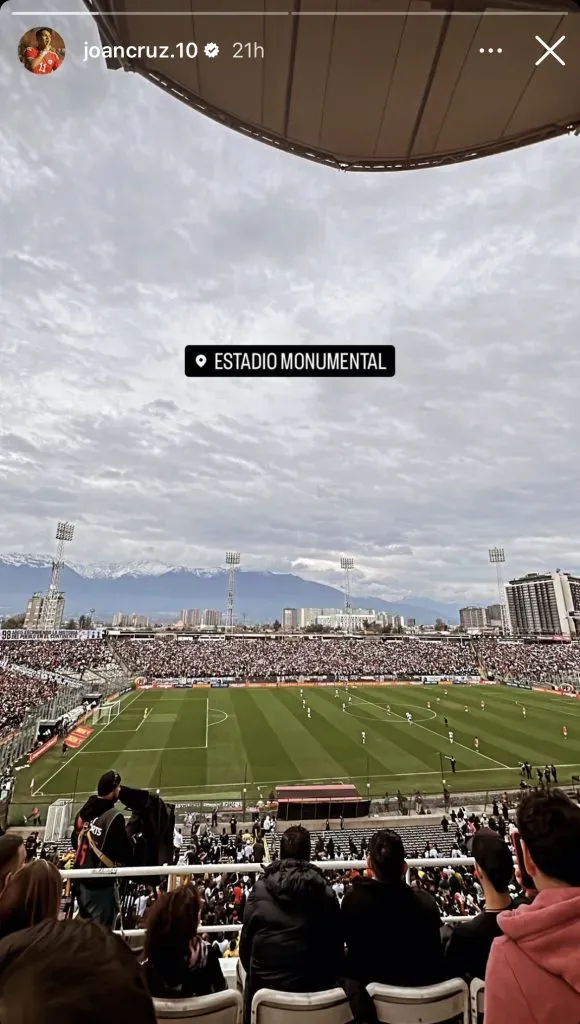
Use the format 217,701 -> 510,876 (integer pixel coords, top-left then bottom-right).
31,691 -> 143,798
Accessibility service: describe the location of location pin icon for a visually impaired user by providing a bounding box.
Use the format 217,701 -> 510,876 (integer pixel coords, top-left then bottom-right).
195,354 -> 207,368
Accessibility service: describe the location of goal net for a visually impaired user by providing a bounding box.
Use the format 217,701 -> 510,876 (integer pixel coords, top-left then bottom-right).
94,700 -> 120,725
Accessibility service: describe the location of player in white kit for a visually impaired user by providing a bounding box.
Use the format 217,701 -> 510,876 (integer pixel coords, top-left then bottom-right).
361,731 -> 366,744
307,707 -> 311,719
406,712 -> 413,724
448,730 -> 454,743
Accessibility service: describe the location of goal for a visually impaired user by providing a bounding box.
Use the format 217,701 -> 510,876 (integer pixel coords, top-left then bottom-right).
94,700 -> 120,725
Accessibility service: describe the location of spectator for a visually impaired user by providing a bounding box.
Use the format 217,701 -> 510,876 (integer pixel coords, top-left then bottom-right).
240,825 -> 343,1021
485,789 -> 580,1024
71,770 -> 133,929
0,834 -> 25,894
341,828 -> 444,986
0,918 -> 156,1023
0,859 -> 61,940
443,829 -> 515,980
141,884 -> 226,999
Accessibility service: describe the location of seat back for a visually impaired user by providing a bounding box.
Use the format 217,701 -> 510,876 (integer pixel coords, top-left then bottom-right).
251,987 -> 352,1024
469,979 -> 484,1024
154,989 -> 242,1024
367,978 -> 469,1024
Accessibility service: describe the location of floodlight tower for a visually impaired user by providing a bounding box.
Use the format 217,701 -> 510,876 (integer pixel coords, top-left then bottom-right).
488,547 -> 507,635
225,551 -> 241,633
341,557 -> 354,617
40,521 -> 75,628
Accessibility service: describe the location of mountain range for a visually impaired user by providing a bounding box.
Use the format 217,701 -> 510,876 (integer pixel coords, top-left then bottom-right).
0,554 -> 460,625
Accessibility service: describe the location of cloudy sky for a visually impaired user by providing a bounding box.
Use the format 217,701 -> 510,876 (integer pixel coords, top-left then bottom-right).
1,2 -> 579,605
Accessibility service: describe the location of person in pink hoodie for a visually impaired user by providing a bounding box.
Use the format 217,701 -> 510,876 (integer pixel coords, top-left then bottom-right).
484,787 -> 580,1024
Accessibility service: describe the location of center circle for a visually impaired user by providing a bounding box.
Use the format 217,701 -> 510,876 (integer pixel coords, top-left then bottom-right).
345,701 -> 437,724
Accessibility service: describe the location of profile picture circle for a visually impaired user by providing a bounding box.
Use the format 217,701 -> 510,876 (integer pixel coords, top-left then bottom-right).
19,26 -> 65,75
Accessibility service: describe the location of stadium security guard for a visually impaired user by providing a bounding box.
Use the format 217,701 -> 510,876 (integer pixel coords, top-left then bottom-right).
71,770 -> 133,930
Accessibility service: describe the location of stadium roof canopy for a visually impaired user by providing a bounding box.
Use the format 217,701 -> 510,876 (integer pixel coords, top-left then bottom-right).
85,0 -> 580,171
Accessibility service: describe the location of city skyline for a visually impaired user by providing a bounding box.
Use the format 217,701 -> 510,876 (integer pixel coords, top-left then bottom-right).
1,0 -> 579,606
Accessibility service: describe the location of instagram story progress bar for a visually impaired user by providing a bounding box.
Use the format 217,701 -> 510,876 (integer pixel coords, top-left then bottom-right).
185,345 -> 395,378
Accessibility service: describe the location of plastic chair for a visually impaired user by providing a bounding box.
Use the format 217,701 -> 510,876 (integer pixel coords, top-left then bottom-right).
251,987 -> 352,1024
469,979 -> 484,1024
367,978 -> 470,1024
154,988 -> 242,1024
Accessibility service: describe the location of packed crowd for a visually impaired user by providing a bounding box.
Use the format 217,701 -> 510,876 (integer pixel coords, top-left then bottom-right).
0,669 -> 57,739
113,634 -> 580,682
2,635 -> 579,689
0,638 -> 118,675
0,788 -> 579,1024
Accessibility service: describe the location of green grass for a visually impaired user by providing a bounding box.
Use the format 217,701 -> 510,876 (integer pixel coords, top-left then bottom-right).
13,684 -> 580,821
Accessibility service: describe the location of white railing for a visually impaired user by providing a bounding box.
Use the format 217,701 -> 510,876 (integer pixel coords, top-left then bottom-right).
59,857 -> 479,939
60,856 -> 475,880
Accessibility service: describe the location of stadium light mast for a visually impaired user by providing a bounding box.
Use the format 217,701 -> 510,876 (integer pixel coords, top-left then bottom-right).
488,547 -> 507,636
225,551 -> 241,633
340,557 -> 354,618
40,521 -> 75,629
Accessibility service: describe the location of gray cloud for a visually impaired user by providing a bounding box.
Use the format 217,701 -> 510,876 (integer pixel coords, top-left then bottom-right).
0,1 -> 579,604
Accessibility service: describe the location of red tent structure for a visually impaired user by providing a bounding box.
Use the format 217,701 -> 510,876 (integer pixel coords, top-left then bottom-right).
85,0 -> 580,170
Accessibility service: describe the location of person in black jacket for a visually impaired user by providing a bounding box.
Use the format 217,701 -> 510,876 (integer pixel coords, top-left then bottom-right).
443,828 -> 516,981
71,771 -> 133,929
141,884 -> 226,999
240,825 -> 343,1021
341,828 -> 444,987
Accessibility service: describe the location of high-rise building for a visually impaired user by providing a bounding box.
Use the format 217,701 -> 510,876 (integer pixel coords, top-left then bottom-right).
486,604 -> 503,628
24,593 -> 45,628
24,591 -> 65,629
112,613 -> 150,628
506,571 -> 580,637
282,608 -> 298,631
180,609 -> 222,627
459,606 -> 487,630
393,615 -> 405,630
181,609 -> 203,627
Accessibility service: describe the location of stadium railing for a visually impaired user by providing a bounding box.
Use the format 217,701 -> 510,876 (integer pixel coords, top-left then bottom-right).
59,857 -> 478,936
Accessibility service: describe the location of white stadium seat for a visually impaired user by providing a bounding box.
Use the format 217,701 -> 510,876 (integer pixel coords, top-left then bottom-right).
251,987 -> 352,1024
367,978 -> 470,1024
154,989 -> 242,1024
469,979 -> 485,1024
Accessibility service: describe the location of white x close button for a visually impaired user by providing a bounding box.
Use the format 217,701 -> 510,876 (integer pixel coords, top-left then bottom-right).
535,35 -> 566,66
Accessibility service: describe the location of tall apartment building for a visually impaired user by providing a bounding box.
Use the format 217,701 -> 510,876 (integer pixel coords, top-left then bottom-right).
24,592 -> 65,629
24,593 -> 45,628
112,613 -> 150,628
506,571 -> 580,637
459,606 -> 487,630
282,608 -> 298,631
180,609 -> 222,628
485,604 -> 503,627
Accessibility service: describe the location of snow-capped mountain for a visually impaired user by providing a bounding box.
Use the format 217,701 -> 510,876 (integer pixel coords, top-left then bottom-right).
0,554 -> 458,624
0,554 -> 224,580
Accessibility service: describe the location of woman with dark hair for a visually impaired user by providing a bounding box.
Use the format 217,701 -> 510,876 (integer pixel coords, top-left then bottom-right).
141,884 -> 226,999
0,859 -> 61,939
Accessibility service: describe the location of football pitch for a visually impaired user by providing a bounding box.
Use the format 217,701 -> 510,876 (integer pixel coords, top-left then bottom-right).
14,684 -> 580,819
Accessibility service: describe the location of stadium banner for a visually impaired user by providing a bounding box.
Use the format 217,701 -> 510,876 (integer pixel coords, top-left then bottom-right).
505,680 -> 532,689
64,725 -> 93,748
29,735 -> 58,763
0,629 -> 103,640
210,679 -> 230,688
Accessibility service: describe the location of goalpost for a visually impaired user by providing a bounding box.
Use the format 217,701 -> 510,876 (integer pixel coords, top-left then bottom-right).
93,700 -> 121,725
